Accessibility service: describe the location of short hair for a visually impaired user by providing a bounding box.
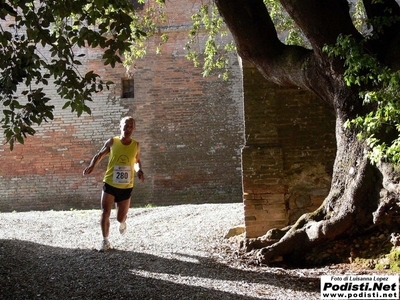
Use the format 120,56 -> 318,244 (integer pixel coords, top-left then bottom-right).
120,116 -> 135,126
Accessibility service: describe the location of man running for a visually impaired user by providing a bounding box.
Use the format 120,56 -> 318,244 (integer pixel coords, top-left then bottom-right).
83,116 -> 145,251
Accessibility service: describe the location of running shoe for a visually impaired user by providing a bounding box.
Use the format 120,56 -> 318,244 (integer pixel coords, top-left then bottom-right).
99,239 -> 111,251
119,222 -> 127,235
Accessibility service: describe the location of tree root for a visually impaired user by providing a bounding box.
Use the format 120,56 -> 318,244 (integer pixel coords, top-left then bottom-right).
254,211 -> 354,265
373,190 -> 400,225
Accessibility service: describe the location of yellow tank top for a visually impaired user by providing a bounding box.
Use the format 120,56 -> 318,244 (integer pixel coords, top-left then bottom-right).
103,137 -> 138,189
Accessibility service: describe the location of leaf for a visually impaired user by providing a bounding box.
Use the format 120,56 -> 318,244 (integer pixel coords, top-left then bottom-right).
62,101 -> 71,109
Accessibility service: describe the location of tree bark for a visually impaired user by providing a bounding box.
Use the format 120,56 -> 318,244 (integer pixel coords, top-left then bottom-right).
256,115 -> 382,263
215,0 -> 400,265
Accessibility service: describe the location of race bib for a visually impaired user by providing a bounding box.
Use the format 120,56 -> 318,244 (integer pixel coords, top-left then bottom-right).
113,165 -> 132,184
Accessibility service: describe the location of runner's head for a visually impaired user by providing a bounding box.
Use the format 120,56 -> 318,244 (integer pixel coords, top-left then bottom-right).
120,117 -> 135,137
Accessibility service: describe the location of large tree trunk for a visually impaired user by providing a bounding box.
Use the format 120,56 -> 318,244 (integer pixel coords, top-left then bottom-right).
254,113 -> 400,265
255,115 -> 383,264
215,0 -> 400,265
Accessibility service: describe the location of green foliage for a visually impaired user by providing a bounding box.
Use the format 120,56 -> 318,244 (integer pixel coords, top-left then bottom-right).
0,0 -> 148,149
322,2 -> 400,165
123,0 -> 167,72
185,2 -> 235,80
351,0 -> 368,33
5,0 -> 398,169
185,0 -> 308,82
0,0 -> 314,150
263,0 -> 308,47
324,34 -> 400,165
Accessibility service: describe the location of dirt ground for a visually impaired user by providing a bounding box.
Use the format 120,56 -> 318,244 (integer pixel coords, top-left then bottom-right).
0,203 -> 396,299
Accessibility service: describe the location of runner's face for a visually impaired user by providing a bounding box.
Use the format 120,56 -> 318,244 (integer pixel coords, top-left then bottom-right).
120,119 -> 135,137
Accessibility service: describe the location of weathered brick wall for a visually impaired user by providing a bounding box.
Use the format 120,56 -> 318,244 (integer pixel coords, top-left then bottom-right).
0,1 -> 245,212
126,32 -> 245,206
0,1 -> 337,242
242,61 -> 336,238
0,47 -> 133,211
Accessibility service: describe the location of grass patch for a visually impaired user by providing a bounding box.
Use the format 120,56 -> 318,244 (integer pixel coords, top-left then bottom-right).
375,248 -> 400,272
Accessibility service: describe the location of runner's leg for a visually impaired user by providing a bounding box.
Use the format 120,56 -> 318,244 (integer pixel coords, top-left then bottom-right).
116,198 -> 131,224
101,191 -> 115,238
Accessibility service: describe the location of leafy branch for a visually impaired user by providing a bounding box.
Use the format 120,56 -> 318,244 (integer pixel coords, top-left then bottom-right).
185,2 -> 235,80
324,34 -> 400,165
0,0 -> 143,149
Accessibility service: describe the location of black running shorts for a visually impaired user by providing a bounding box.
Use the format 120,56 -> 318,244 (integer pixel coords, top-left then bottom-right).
102,183 -> 133,202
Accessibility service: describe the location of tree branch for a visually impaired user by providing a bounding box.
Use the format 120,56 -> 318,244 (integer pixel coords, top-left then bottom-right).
363,0 -> 400,68
215,0 -> 314,89
280,0 -> 361,53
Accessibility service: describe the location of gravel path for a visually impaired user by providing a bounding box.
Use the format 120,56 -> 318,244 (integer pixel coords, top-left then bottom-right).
0,203 -> 376,299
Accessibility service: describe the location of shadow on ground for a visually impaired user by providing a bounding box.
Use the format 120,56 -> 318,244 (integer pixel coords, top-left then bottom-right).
0,239 -> 319,299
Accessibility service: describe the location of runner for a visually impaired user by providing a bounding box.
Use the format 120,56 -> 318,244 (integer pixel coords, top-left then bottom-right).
83,116 -> 145,251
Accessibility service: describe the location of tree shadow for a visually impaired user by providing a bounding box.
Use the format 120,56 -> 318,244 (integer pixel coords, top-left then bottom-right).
0,239 -> 320,299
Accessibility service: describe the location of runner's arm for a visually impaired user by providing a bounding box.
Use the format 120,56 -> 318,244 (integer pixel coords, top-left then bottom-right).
83,138 -> 113,175
134,143 -> 145,182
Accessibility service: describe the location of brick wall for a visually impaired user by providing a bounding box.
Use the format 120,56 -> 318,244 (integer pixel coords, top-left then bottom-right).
126,32 -> 245,206
242,61 -> 336,238
0,1 -> 245,211
0,1 -> 337,242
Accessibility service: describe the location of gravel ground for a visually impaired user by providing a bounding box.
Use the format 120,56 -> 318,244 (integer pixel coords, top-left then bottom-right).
0,203 -> 390,300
